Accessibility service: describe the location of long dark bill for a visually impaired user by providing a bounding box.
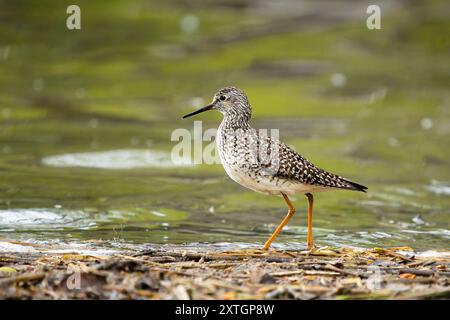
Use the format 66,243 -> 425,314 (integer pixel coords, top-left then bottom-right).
182,104 -> 214,119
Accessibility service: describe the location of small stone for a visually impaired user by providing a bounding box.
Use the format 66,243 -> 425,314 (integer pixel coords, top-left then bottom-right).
259,273 -> 277,284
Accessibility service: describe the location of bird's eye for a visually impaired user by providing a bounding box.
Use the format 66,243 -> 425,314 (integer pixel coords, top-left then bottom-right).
219,95 -> 226,101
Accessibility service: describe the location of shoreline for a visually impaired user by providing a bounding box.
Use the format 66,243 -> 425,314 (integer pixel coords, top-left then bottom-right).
0,243 -> 449,299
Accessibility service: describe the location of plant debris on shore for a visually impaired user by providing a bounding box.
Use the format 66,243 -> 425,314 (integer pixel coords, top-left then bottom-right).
0,245 -> 449,300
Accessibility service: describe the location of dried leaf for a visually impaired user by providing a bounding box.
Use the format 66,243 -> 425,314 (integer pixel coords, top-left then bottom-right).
0,266 -> 17,273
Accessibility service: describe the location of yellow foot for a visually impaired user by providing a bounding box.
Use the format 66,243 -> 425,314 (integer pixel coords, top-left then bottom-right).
261,244 -> 281,253
262,240 -> 273,252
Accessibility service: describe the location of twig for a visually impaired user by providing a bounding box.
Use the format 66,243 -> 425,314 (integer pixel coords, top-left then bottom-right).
0,273 -> 45,285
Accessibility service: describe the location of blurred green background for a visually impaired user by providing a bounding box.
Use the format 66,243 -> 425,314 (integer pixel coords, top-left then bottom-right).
0,0 -> 449,251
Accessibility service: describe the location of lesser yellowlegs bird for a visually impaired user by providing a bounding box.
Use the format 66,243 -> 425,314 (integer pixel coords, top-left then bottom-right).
183,86 -> 367,250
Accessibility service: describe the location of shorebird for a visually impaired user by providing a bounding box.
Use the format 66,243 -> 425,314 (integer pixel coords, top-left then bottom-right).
183,87 -> 367,250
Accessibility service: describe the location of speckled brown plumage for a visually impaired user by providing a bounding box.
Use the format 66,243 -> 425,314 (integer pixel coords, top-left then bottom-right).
274,140 -> 367,191
216,125 -> 367,195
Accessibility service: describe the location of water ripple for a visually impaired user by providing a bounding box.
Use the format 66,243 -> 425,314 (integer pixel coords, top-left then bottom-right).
41,149 -> 193,169
0,208 -> 96,231
426,180 -> 450,196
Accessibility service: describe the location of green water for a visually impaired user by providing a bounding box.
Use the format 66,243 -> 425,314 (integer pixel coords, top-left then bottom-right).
0,1 -> 449,251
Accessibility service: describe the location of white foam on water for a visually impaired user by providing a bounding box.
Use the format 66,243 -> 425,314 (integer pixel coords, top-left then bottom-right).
0,240 -> 118,255
0,208 -> 93,230
45,242 -> 119,256
414,250 -> 450,259
0,241 -> 38,252
425,180 -> 450,196
41,149 -> 193,169
0,239 -> 449,258
0,209 -> 62,224
151,211 -> 166,217
401,228 -> 450,239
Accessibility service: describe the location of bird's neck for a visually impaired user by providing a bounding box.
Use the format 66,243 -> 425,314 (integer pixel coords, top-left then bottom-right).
220,111 -> 251,131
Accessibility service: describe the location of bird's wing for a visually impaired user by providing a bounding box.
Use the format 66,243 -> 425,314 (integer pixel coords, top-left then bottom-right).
267,139 -> 367,192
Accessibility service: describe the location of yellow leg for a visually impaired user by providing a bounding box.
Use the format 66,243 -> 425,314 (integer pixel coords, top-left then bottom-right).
305,193 -> 314,250
262,193 -> 295,251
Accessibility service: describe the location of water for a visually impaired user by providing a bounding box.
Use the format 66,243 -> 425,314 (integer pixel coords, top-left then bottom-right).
0,0 -> 449,252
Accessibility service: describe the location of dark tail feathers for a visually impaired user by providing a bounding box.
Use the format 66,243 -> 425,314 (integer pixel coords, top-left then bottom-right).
342,178 -> 368,193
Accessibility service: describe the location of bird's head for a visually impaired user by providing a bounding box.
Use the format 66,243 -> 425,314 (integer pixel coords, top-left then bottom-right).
182,86 -> 251,121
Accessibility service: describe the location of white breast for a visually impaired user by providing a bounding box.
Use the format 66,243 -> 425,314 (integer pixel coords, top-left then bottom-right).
216,124 -> 328,196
